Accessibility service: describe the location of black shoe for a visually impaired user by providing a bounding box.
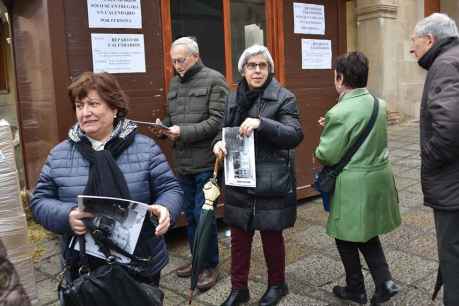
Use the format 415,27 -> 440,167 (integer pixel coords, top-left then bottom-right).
371,280 -> 400,305
333,286 -> 368,304
259,283 -> 288,306
221,288 -> 250,306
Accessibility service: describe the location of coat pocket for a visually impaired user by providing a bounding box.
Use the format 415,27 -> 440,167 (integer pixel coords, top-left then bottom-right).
189,88 -> 208,97
254,160 -> 291,197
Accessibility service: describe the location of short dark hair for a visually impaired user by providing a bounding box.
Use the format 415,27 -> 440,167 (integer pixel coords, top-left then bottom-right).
334,52 -> 369,89
68,72 -> 129,120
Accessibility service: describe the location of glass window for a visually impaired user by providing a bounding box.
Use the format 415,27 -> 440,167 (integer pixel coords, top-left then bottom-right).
230,0 -> 266,81
170,0 -> 225,75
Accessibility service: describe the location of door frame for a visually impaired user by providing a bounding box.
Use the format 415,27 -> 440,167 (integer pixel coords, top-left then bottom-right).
425,0 -> 440,16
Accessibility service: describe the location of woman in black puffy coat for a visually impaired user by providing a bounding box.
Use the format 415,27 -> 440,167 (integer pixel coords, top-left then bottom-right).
213,45 -> 303,306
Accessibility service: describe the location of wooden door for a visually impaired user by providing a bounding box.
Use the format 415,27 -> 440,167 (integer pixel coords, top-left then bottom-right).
280,0 -> 346,198
63,0 -> 166,127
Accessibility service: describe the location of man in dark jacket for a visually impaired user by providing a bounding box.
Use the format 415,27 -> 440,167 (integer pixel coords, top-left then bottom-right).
410,13 -> 459,306
156,37 -> 228,290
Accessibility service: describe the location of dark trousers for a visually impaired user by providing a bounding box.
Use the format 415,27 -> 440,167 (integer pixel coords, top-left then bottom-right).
230,226 -> 285,289
434,209 -> 459,306
335,236 -> 391,293
178,170 -> 219,269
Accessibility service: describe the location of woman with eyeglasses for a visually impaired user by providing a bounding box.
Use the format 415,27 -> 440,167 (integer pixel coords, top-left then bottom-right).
213,45 -> 303,306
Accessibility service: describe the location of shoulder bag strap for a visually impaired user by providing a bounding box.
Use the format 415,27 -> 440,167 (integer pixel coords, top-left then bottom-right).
333,95 -> 379,173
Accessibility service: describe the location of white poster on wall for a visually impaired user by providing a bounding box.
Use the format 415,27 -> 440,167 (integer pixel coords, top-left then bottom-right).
301,39 -> 332,70
87,0 -> 142,28
293,3 -> 325,35
91,33 -> 146,73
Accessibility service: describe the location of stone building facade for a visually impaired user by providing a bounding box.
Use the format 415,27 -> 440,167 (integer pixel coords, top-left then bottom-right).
347,0 -> 459,121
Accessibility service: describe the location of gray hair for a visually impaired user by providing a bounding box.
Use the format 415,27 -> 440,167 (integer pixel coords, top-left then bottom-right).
237,45 -> 274,74
415,13 -> 458,40
171,37 -> 199,55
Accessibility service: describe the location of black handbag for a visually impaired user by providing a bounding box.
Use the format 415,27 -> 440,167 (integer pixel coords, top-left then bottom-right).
58,221 -> 164,306
314,96 -> 379,194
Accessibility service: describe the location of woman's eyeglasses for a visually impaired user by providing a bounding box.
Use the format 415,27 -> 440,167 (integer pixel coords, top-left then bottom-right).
246,62 -> 268,71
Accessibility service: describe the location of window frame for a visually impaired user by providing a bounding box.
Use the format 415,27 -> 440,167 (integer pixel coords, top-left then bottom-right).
160,0 -> 285,91
0,19 -> 9,94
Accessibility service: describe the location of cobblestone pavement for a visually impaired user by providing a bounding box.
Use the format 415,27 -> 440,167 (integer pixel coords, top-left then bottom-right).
32,121 -> 443,306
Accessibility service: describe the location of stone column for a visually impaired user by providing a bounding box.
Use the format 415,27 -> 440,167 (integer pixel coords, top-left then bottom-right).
356,0 -> 401,122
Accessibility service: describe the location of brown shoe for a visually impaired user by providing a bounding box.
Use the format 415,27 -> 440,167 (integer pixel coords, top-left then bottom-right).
176,263 -> 192,278
197,267 -> 219,291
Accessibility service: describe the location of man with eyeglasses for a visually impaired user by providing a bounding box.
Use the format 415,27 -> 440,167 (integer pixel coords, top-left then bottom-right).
155,36 -> 228,291
410,13 -> 459,306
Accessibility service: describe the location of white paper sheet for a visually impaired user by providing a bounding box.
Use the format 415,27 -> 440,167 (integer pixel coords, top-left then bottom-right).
223,127 -> 256,188
293,3 -> 325,35
301,39 -> 332,70
91,33 -> 146,73
87,0 -> 142,28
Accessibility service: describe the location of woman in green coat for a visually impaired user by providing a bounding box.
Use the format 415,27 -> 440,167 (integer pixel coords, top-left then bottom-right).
315,52 -> 401,306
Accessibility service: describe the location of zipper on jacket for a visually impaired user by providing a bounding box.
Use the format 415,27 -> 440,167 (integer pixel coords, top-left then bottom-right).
257,98 -> 266,117
252,197 -> 256,217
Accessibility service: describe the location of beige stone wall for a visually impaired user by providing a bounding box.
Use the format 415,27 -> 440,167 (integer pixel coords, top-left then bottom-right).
346,0 -> 426,121
355,0 -> 401,120
395,0 -> 425,120
346,1 -> 358,52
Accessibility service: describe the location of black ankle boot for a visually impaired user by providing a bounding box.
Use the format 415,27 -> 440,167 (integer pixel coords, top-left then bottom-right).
333,286 -> 368,304
259,283 -> 288,306
220,288 -> 250,306
371,280 -> 400,305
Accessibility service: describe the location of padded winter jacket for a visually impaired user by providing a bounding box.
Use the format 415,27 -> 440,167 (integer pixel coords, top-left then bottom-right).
418,37 -> 459,210
163,62 -> 228,175
214,78 -> 303,232
31,129 -> 183,276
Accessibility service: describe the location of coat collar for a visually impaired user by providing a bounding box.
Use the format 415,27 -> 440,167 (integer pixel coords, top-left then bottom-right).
418,36 -> 459,70
338,88 -> 369,103
260,78 -> 282,101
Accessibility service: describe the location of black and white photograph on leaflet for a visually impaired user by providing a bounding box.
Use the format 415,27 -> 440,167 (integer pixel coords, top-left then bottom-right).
223,126 -> 256,188
71,195 -> 148,263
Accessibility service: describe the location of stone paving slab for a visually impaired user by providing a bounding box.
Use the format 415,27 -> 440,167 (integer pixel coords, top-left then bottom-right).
394,177 -> 419,191
397,188 -> 423,209
384,250 -> 437,285
286,253 -> 345,288
31,121 -> 445,306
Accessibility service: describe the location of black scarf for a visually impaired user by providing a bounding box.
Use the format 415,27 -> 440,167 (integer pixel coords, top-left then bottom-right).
235,74 -> 273,125
71,126 -> 136,199
178,61 -> 203,83
418,36 -> 459,70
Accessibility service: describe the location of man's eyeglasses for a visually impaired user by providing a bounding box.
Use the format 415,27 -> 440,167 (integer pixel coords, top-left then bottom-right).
171,56 -> 189,65
246,62 -> 269,71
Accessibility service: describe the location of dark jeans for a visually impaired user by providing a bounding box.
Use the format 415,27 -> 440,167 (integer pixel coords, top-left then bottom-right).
230,226 -> 285,289
178,170 -> 219,269
335,236 -> 391,293
434,209 -> 459,306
